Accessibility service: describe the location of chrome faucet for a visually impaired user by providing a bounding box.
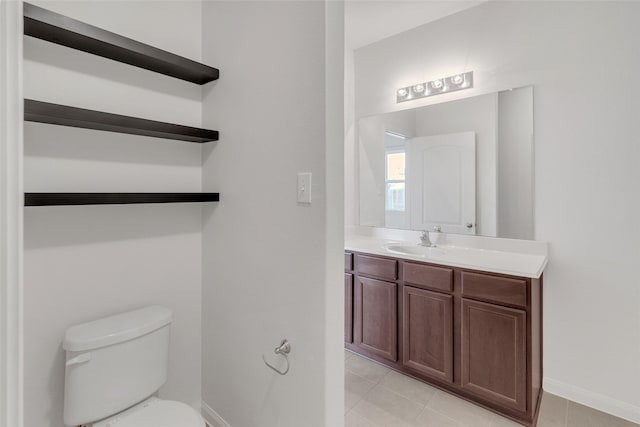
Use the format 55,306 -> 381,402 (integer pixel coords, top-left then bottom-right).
420,226 -> 442,247
419,230 -> 431,247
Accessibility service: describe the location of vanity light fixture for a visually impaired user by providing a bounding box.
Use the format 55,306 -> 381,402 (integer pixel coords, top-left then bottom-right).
396,71 -> 473,103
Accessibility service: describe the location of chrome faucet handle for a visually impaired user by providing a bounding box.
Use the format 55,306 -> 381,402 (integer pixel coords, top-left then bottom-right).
433,225 -> 442,233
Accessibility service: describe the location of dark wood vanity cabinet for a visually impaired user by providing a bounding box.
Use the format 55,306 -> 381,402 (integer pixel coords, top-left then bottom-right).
344,273 -> 353,343
403,286 -> 453,382
344,251 -> 543,427
354,276 -> 397,361
345,255 -> 354,344
461,298 -> 527,411
348,254 -> 398,361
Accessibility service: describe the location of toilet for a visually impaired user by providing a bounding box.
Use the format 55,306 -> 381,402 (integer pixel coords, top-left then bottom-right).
62,306 -> 205,427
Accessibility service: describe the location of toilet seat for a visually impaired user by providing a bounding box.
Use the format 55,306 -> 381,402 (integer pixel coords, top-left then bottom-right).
93,397 -> 205,427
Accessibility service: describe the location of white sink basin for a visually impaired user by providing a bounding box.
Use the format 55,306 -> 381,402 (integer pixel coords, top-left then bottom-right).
345,236 -> 548,278
384,244 -> 445,257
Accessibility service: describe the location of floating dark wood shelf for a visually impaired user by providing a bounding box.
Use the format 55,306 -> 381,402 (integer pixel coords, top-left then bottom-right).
25,193 -> 220,206
23,2 -> 219,84
25,99 -> 219,143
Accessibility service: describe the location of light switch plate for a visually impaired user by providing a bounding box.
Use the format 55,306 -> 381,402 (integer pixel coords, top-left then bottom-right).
297,172 -> 312,204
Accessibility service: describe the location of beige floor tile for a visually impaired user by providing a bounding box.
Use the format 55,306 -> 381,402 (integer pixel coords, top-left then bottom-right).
344,354 -> 638,427
567,401 -> 639,427
346,390 -> 363,414
379,370 -> 437,406
346,371 -> 377,396
346,354 -> 390,383
414,407 -> 464,427
426,390 -> 498,427
537,417 -> 565,427
361,384 -> 424,424
536,392 -> 568,427
485,412 -> 525,427
345,410 -> 380,427
352,399 -> 418,427
345,371 -> 377,414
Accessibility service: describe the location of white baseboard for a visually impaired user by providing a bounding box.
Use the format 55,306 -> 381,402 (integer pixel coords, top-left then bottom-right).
544,377 -> 640,424
201,400 -> 232,427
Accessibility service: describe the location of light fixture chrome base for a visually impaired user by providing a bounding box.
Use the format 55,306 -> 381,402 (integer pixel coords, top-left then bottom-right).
397,71 -> 473,103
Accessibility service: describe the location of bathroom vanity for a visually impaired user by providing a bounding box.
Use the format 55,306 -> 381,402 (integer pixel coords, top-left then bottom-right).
344,237 -> 547,427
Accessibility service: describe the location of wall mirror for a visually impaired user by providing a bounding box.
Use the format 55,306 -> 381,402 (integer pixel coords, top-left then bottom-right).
358,86 -> 534,239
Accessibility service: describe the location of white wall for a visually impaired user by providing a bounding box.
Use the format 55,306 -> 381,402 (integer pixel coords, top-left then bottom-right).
0,1 -> 24,426
349,1 -> 640,422
201,2 -> 343,427
344,47 -> 356,230
23,2 -> 204,426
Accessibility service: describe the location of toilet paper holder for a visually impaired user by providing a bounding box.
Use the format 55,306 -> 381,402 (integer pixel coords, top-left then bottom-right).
262,339 -> 291,376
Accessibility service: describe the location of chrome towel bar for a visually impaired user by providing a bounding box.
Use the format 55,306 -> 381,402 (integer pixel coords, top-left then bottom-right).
262,339 -> 291,376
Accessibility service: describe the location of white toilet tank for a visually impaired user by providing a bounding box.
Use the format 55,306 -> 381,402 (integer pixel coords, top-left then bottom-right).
62,306 -> 173,427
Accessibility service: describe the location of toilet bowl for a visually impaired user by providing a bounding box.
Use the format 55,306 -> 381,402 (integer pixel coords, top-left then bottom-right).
93,397 -> 205,427
62,306 -> 205,427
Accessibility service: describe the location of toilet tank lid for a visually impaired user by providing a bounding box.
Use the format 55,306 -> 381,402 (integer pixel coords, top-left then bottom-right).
63,306 -> 172,352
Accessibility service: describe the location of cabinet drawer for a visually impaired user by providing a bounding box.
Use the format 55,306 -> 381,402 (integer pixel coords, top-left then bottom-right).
462,271 -> 527,308
356,254 -> 397,280
403,262 -> 453,293
345,253 -> 353,271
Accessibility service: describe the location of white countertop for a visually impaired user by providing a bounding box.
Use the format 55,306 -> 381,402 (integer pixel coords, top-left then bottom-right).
345,236 -> 548,279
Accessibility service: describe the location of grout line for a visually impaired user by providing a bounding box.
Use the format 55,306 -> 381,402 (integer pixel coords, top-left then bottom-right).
344,367 -> 380,387
427,403 -> 464,425
377,377 -> 431,408
345,353 -> 391,385
422,405 -> 468,427
375,367 -> 391,385
412,403 -> 429,423
366,379 -> 428,421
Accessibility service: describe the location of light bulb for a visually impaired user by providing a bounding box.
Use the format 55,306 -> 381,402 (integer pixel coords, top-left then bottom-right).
413,83 -> 425,93
451,74 -> 464,85
397,88 -> 408,97
431,79 -> 443,89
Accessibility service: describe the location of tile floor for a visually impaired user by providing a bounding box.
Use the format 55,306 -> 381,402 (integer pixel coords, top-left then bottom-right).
345,350 -> 638,427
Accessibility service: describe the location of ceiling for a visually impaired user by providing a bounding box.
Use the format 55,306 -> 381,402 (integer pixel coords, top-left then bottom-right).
345,0 -> 486,50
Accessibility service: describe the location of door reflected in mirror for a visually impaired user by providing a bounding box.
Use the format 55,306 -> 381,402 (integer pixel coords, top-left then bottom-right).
359,86 -> 533,239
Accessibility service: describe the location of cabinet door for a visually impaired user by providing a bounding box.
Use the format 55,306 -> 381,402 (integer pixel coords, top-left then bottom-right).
402,286 -> 453,382
461,299 -> 527,412
345,273 -> 353,343
354,276 -> 397,361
